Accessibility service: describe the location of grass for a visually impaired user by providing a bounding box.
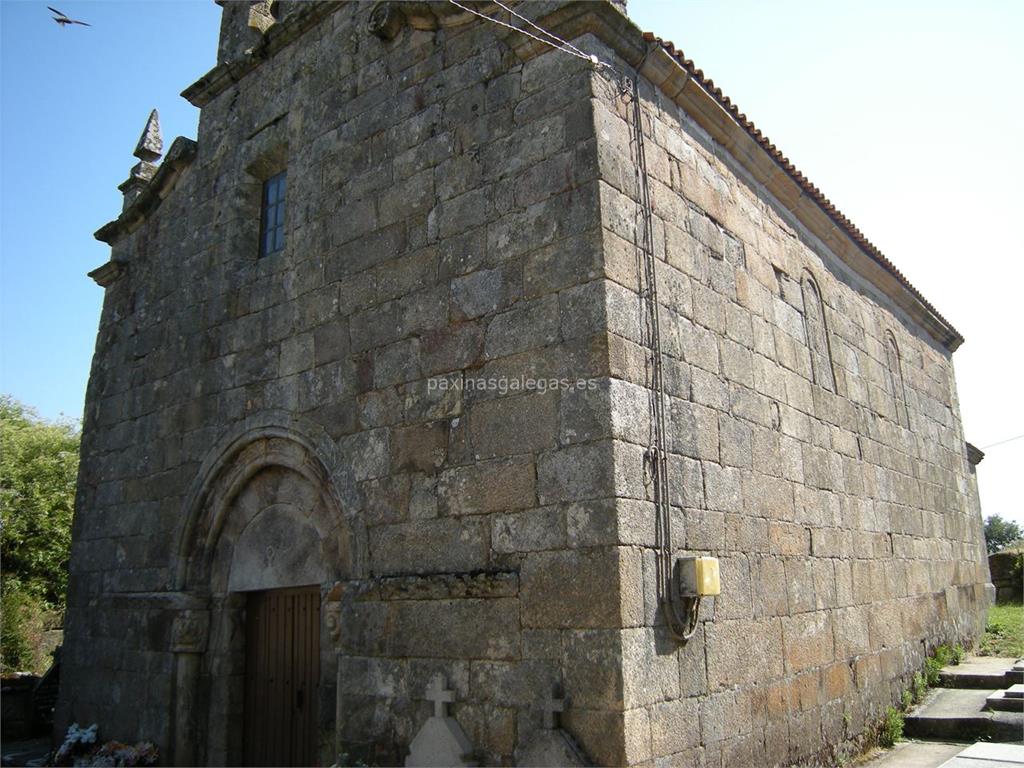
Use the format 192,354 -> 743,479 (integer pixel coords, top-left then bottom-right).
978,602 -> 1024,658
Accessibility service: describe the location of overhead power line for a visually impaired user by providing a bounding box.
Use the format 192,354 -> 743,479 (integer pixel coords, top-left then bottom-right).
981,433 -> 1024,450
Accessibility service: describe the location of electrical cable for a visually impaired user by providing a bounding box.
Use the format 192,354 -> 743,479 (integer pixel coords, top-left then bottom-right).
981,433 -> 1024,450
489,0 -> 592,62
627,72 -> 695,642
447,0 -> 608,69
446,0 -> 695,642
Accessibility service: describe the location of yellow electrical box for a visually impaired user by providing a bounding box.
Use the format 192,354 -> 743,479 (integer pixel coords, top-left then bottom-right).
693,556 -> 720,596
677,556 -> 721,597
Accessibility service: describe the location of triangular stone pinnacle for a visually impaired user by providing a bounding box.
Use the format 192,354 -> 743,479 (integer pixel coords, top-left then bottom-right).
133,109 -> 163,163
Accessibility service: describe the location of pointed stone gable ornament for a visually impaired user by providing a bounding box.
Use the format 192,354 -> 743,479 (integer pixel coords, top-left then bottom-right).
118,109 -> 163,210
134,109 -> 163,162
405,674 -> 477,767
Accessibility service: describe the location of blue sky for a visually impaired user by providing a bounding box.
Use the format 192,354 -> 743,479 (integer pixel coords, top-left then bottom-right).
1,0 -> 1021,525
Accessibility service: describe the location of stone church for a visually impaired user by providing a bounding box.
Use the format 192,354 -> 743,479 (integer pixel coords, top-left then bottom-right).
59,1 -> 992,765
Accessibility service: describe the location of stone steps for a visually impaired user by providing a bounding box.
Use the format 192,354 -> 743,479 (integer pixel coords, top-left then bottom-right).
987,690 -> 1024,713
938,656 -> 1020,690
903,688 -> 1024,743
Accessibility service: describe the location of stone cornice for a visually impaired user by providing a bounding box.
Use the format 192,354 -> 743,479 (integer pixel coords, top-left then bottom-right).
506,2 -> 963,352
94,136 -> 198,246
181,1 -> 343,108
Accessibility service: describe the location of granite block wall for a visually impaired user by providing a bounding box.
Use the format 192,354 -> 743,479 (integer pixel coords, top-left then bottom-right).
585,32 -> 991,765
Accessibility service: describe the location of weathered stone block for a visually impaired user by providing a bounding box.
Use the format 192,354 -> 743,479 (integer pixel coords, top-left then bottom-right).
707,616 -> 784,688
562,629 -> 624,709
483,295 -> 560,360
521,548 -> 623,629
782,611 -> 835,674
468,390 -> 559,460
388,598 -> 520,660
450,265 -> 521,320
491,507 -> 565,554
391,421 -> 448,473
368,518 -> 488,575
437,455 -> 536,516
537,441 -> 615,505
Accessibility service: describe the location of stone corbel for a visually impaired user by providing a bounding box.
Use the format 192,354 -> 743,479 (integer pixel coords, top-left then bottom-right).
324,582 -> 346,646
367,2 -> 403,40
367,1 -> 475,41
171,609 -> 210,654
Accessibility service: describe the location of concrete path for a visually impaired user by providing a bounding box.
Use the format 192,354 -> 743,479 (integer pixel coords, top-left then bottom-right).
861,741 -> 1024,768
859,741 -> 966,768
938,742 -> 1024,767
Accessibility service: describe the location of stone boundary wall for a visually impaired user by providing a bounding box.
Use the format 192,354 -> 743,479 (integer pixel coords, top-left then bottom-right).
989,551 -> 1023,604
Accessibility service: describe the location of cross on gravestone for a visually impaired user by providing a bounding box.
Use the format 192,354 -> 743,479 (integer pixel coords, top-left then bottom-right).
542,687 -> 565,729
426,674 -> 456,718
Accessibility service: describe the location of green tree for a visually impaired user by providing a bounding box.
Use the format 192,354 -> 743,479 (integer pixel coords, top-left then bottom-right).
984,514 -> 1024,555
1,396 -> 80,672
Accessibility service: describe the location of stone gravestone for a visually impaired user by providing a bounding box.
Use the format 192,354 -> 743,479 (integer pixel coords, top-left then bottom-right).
405,675 -> 477,767
515,686 -> 587,767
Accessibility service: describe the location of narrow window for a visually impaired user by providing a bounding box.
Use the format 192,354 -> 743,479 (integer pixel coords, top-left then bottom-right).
800,273 -> 836,392
259,169 -> 286,257
885,330 -> 910,428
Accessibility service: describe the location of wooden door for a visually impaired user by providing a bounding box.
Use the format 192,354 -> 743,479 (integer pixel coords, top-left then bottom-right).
243,586 -> 320,766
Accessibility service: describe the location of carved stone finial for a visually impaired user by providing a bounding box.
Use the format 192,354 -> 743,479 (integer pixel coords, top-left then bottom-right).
133,109 -> 163,163
248,0 -> 276,34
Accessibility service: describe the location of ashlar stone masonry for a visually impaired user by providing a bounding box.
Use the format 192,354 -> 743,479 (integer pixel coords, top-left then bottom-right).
59,1 -> 992,766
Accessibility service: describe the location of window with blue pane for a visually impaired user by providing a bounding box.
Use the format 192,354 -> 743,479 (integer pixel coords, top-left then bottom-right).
259,170 -> 286,257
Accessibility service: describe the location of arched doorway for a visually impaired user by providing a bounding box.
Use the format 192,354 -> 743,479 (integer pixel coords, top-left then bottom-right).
171,426 -> 356,766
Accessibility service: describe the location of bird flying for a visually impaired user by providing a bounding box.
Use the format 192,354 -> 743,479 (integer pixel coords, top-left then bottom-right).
48,6 -> 91,27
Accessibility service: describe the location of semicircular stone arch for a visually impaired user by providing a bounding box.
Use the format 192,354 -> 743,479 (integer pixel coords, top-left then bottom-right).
171,427 -> 357,766
800,270 -> 837,393
184,433 -> 354,596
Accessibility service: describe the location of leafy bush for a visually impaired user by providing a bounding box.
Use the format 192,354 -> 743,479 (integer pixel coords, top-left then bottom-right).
1010,553 -> 1024,585
879,706 -> 904,747
900,690 -> 913,711
925,655 -> 943,686
0,396 -> 80,612
1,578 -> 46,674
985,514 -> 1024,554
933,645 -> 955,668
0,396 -> 78,673
952,644 -> 966,664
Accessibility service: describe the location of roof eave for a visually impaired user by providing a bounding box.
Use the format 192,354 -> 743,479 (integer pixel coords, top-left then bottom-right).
503,2 -> 963,352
